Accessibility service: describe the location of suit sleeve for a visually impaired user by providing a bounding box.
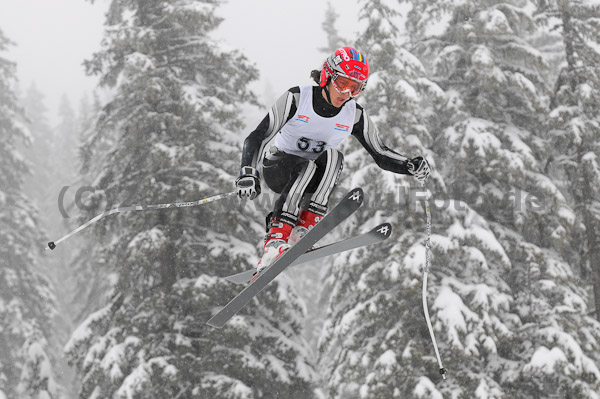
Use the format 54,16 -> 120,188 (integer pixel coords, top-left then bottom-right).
241,87 -> 299,169
351,106 -> 412,175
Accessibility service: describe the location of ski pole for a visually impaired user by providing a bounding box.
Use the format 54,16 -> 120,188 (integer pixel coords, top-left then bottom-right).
421,182 -> 447,379
46,191 -> 237,251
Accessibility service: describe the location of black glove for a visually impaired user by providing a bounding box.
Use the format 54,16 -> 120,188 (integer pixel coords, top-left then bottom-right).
407,156 -> 431,183
235,166 -> 261,200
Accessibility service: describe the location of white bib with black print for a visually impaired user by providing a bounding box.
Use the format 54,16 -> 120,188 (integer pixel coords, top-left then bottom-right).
273,85 -> 356,160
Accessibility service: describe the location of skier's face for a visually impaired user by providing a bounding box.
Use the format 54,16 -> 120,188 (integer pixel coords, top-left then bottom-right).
327,80 -> 351,108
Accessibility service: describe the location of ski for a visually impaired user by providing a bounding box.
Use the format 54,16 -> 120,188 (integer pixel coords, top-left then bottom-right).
206,187 -> 364,328
224,222 -> 392,285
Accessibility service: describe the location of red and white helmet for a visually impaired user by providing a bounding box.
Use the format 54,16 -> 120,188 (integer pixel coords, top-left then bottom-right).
320,46 -> 369,98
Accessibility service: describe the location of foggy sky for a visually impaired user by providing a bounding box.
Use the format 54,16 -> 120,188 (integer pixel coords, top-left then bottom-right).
0,0 -> 362,125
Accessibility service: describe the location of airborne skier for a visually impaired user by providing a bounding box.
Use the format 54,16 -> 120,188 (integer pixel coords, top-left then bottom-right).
236,47 -> 431,271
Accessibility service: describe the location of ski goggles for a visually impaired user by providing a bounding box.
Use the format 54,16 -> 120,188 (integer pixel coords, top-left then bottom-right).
331,74 -> 365,97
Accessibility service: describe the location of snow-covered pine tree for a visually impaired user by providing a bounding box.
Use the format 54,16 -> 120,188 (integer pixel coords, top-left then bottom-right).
540,0 -> 600,322
64,2 -> 317,398
319,0 -> 600,397
406,0 -> 600,397
0,27 -> 61,399
317,2 -> 454,398
21,87 -> 85,399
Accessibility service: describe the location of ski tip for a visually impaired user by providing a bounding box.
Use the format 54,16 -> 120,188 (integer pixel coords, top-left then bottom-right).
374,223 -> 392,238
346,187 -> 364,204
206,319 -> 222,329
206,309 -> 228,328
223,270 -> 255,285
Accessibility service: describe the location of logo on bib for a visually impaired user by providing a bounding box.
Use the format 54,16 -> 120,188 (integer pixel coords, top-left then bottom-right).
296,115 -> 310,123
334,124 -> 350,132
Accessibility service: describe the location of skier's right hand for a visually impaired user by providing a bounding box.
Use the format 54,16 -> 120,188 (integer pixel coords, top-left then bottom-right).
235,166 -> 261,200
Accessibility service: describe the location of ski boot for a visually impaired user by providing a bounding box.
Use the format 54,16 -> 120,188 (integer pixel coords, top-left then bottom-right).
257,218 -> 293,273
289,208 -> 323,246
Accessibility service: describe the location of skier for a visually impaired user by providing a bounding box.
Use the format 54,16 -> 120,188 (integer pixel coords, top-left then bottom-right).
236,46 -> 430,271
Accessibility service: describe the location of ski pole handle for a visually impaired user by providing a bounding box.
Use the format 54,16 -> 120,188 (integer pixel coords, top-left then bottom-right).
46,191 -> 237,251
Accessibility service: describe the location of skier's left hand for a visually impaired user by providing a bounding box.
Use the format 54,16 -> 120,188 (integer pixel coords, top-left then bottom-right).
407,156 -> 430,183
